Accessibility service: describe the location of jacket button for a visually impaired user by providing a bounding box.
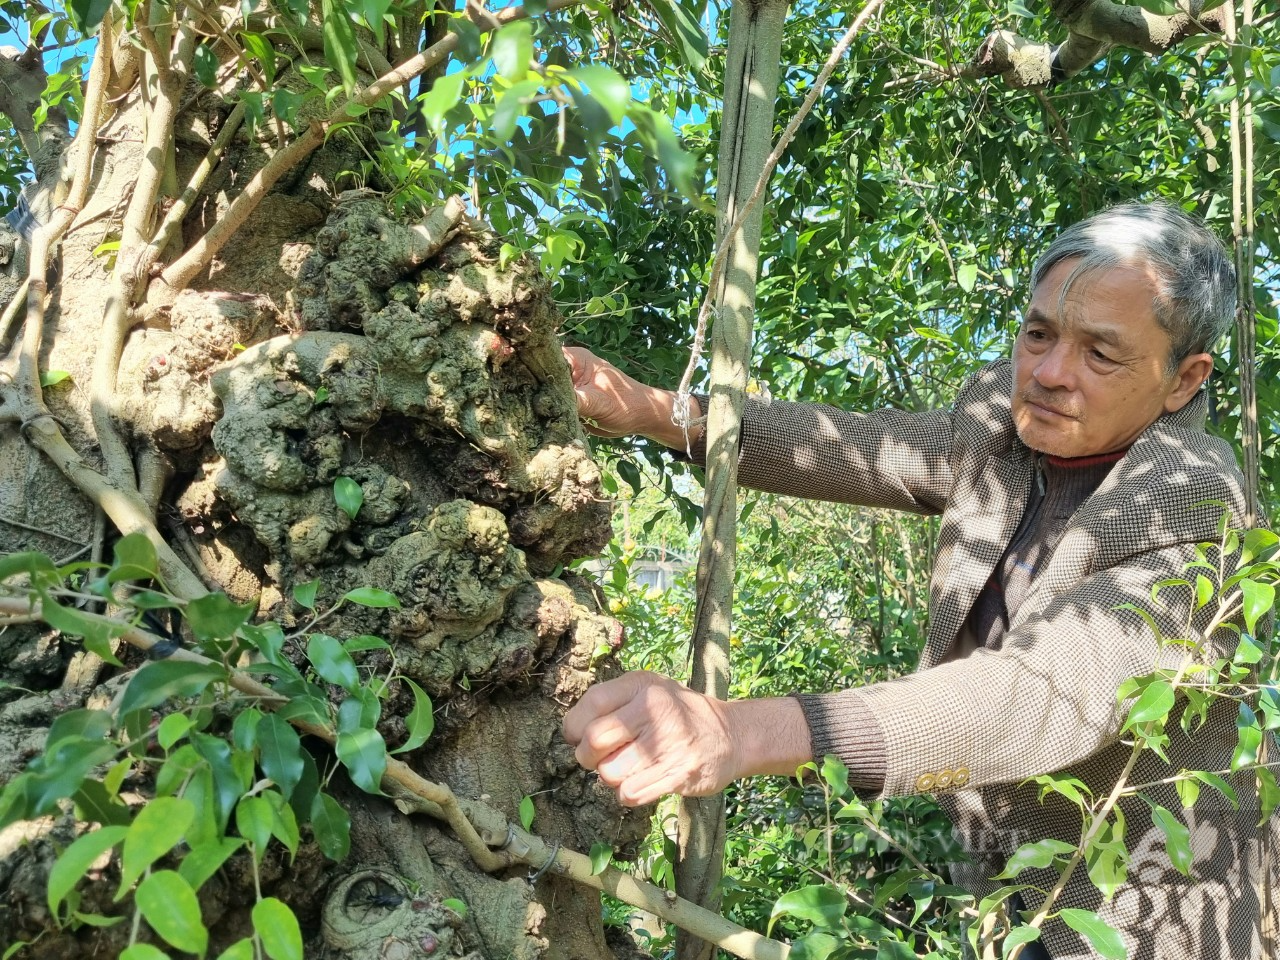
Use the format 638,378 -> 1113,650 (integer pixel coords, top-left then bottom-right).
915,773 -> 936,791
935,769 -> 953,789
953,767 -> 970,787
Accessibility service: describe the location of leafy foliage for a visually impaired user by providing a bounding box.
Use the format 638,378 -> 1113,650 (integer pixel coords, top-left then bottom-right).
0,536 -> 436,951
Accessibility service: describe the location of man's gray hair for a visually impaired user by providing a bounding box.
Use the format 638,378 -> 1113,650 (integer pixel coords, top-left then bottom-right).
1031,201 -> 1236,371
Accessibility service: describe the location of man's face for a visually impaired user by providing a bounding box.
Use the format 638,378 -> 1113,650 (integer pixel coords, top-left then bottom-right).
1011,259 -> 1208,458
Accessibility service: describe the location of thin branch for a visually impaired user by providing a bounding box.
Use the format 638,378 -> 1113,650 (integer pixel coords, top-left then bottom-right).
152,0 -> 583,302
138,100 -> 247,282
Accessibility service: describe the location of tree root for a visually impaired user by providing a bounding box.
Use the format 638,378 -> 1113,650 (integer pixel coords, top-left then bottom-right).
0,595 -> 790,960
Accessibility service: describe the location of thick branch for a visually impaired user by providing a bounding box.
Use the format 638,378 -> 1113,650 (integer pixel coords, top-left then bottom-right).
152,0 -> 581,302
962,0 -> 1228,88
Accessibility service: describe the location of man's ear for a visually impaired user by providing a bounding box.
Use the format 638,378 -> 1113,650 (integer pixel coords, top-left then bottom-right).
1163,352 -> 1214,413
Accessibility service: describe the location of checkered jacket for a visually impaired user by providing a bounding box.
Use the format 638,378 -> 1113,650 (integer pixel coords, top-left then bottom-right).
725,359 -> 1278,959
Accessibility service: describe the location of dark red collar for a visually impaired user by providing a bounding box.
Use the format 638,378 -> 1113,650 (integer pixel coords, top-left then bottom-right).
1044,449 -> 1129,469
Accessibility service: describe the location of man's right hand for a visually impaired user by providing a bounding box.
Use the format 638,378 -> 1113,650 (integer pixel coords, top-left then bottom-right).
564,347 -> 702,450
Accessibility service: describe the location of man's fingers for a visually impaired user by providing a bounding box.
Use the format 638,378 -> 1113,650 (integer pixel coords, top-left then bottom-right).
563,672 -> 653,745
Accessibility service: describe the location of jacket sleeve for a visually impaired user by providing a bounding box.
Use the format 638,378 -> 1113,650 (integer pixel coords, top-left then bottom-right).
798,541 -> 1227,797
682,396 -> 956,514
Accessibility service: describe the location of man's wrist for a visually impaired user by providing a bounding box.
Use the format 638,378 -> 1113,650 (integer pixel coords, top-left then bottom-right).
639,388 -> 703,450
722,696 -> 813,781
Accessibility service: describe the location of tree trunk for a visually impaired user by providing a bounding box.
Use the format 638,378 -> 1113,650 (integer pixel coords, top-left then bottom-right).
0,14 -> 649,959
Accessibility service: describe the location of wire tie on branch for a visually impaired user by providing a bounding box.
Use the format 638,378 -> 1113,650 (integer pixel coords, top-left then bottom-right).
527,841 -> 560,885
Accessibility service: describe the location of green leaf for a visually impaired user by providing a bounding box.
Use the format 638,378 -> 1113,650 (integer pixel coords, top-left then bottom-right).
1131,0 -> 1179,14
1124,680 -> 1174,730
1260,686 -> 1280,730
1234,633 -> 1264,665
343,587 -> 401,609
321,0 -> 359,93
39,600 -> 124,665
1150,804 -> 1193,876
1058,909 -> 1127,959
47,709 -> 112,750
589,841 -> 612,875
1232,702 -> 1262,771
420,71 -> 467,132
120,946 -> 170,960
997,838 -> 1075,878
179,837 -> 246,890
1239,579 -> 1275,635
0,551 -> 60,587
875,941 -> 916,960
264,790 -> 300,858
391,679 -> 434,754
567,65 -> 631,126
186,592 -> 255,643
293,579 -> 319,610
237,795 -> 275,860
1176,773 -> 1201,809
1006,0 -> 1034,17
240,31 -> 276,87
640,0 -> 707,71
1084,812 -> 1128,900
157,713 -> 194,751
344,634 -> 392,653
1002,926 -> 1041,958
65,0 -> 112,32
254,897 -> 304,960
519,794 -> 536,830
334,476 -> 364,520
1191,769 -> 1239,809
216,939 -> 256,960
255,713 -> 304,798
790,933 -> 840,960
442,897 -> 467,918
119,660 -> 227,715
73,780 -> 131,827
492,20 -> 533,82
193,43 -> 219,87
335,728 -> 387,794
108,532 -> 159,585
310,792 -> 352,861
820,755 -> 849,798
118,797 -> 196,895
767,884 -> 846,935
47,825 -> 127,919
135,870 -> 208,954
1258,768 -> 1280,825
308,633 -> 361,691
957,263 -> 978,293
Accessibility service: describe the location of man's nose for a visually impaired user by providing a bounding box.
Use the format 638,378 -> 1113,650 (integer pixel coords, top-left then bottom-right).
1032,344 -> 1077,391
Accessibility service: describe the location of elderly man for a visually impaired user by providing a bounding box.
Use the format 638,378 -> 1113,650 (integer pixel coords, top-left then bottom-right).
561,203 -> 1278,959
